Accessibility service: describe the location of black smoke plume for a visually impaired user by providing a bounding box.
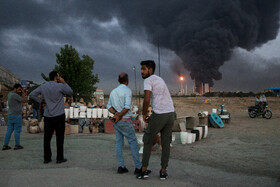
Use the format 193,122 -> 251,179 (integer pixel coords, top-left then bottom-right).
116,0 -> 280,91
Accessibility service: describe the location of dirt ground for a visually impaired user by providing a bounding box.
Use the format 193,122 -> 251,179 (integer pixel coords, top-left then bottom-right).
0,96 -> 279,186
170,96 -> 280,179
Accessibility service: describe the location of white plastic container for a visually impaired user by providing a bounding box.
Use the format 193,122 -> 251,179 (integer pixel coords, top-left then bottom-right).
79,112 -> 86,118
212,108 -> 217,113
204,125 -> 208,138
203,111 -> 208,116
87,108 -> 92,118
70,107 -> 74,118
109,112 -> 114,117
92,109 -> 97,118
180,132 -> 188,144
65,108 -> 70,119
192,133 -> 196,143
74,108 -> 79,118
187,133 -> 193,144
97,108 -> 103,118
170,134 -> 176,147
102,109 -> 109,118
195,127 -> 203,140
136,134 -> 144,154
80,106 -> 87,112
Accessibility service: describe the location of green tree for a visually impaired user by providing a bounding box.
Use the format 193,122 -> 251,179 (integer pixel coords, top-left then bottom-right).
49,44 -> 98,101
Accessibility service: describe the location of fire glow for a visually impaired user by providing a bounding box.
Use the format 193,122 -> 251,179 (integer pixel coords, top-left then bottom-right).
179,76 -> 184,81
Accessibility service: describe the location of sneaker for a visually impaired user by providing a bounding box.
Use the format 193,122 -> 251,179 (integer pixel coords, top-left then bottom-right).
136,169 -> 151,179
134,168 -> 142,175
159,171 -> 168,180
117,166 -> 129,174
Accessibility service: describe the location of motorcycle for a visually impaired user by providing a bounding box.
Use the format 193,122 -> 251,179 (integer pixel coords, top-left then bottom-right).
248,103 -> 272,119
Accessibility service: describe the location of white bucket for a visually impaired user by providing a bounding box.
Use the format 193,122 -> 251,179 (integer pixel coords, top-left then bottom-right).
136,134 -> 144,154
65,109 -> 70,119
87,108 -> 92,118
170,134 -> 176,147
203,111 -> 208,116
74,108 -> 79,118
109,112 -> 114,117
180,132 -> 188,144
97,108 -> 103,118
70,107 -> 74,118
80,106 -> 87,112
79,112 -> 86,118
204,125 -> 208,138
187,133 -> 193,144
212,108 -> 217,113
195,127 -> 203,140
102,109 -> 109,118
92,109 -> 97,118
192,133 -> 196,143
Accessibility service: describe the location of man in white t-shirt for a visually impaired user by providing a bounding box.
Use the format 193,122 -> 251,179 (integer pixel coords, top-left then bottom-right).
137,60 -> 175,180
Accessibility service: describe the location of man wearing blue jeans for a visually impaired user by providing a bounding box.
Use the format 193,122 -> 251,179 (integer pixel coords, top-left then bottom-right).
107,72 -> 142,174
2,84 -> 26,150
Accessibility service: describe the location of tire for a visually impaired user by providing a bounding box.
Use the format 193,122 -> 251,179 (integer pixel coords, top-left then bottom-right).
249,111 -> 257,118
264,110 -> 272,119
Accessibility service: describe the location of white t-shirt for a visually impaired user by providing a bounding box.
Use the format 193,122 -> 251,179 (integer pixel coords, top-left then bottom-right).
144,75 -> 174,114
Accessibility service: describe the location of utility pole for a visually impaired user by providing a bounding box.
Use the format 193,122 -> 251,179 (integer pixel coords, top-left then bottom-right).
158,42 -> 160,77
133,66 -> 137,105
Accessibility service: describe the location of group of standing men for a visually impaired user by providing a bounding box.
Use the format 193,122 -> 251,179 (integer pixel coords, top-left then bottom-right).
107,60 -> 174,180
2,60 -> 175,180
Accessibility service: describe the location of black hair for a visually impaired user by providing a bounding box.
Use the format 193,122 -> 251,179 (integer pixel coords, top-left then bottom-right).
140,60 -> 156,73
49,71 -> 58,81
118,73 -> 128,84
13,83 -> 22,89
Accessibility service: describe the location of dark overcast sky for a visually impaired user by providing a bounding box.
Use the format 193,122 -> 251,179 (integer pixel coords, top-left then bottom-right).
1,0 -> 280,94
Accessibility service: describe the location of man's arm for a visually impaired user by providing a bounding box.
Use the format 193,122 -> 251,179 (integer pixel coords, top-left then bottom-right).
59,77 -> 73,95
142,90 -> 151,123
112,89 -> 132,123
21,88 -> 26,103
29,87 -> 42,104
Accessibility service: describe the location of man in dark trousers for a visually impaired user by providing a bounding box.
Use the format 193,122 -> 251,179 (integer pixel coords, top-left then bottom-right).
30,71 -> 73,164
137,60 -> 175,180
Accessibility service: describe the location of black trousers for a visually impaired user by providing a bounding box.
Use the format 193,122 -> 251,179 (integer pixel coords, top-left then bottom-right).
44,114 -> 65,161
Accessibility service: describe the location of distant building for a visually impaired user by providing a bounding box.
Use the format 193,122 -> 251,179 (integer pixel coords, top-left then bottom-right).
264,88 -> 280,96
21,80 -> 35,89
0,65 -> 20,92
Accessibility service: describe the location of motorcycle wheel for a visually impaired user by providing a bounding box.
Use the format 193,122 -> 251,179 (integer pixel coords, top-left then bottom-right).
249,111 -> 257,118
264,110 -> 272,119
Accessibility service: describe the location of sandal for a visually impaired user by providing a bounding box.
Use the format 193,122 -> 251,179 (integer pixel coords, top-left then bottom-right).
2,145 -> 11,150
14,145 -> 24,150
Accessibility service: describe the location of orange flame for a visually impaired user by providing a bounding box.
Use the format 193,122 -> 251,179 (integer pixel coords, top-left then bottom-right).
179,76 -> 184,81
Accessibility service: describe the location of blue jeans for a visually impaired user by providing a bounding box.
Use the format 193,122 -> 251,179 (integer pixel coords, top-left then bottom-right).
113,120 -> 142,169
4,115 -> 22,146
32,109 -> 39,120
